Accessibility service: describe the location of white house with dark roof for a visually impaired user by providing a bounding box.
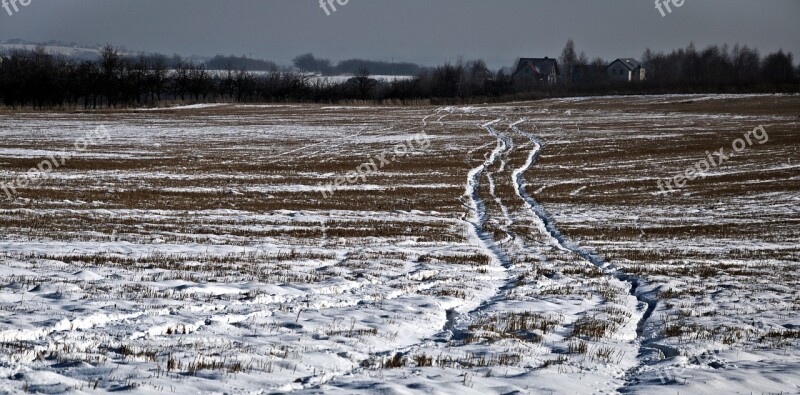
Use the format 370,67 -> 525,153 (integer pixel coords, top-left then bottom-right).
514,57 -> 560,84
607,58 -> 646,82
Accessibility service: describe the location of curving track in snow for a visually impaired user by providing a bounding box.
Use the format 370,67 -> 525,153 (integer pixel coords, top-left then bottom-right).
509,119 -> 661,389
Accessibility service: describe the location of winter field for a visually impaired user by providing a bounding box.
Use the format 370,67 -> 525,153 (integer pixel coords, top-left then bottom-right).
0,95 -> 798,394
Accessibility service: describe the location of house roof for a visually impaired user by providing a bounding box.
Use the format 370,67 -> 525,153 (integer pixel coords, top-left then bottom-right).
609,58 -> 642,71
515,58 -> 559,75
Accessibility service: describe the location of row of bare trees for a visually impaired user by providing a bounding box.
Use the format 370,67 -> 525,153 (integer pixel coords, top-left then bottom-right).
1,44 -> 798,109
642,44 -> 796,88
560,40 -> 798,90
0,46 -> 516,108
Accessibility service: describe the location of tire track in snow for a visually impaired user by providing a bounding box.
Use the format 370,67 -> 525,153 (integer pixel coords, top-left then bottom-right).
303,115 -> 520,390
438,119 -> 532,340
341,117 -> 519,355
509,119 -> 661,389
454,119 -> 515,308
510,119 -> 600,261
484,123 -> 515,244
291,107 -> 471,390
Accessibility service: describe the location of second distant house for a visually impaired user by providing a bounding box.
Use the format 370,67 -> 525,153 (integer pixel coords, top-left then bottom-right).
607,58 -> 646,82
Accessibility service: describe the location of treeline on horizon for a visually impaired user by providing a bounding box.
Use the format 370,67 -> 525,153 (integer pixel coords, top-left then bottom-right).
0,42 -> 798,109
203,53 -> 423,75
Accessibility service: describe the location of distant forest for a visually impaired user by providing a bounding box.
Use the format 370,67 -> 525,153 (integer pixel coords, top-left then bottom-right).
291,53 -> 424,75
204,53 -> 424,75
0,41 -> 798,109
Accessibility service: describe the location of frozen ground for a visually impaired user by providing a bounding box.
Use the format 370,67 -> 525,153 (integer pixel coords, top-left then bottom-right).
0,95 -> 798,394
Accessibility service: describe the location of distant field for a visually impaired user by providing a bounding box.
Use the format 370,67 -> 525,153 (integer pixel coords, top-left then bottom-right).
0,95 -> 798,394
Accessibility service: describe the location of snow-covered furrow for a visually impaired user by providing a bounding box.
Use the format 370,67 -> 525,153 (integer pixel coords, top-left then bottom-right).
0,309 -> 170,343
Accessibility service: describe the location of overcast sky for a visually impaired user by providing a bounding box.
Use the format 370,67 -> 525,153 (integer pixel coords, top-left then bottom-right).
1,0 -> 798,69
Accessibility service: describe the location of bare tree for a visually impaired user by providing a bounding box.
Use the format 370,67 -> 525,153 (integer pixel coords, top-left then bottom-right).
149,54 -> 168,103
732,45 -> 760,85
352,67 -> 378,100
293,53 -> 331,74
578,52 -> 589,66
560,39 -> 579,83
465,59 -> 492,96
99,45 -> 121,107
761,50 -> 795,84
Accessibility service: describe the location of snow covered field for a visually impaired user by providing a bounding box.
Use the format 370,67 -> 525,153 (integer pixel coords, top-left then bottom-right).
0,95 -> 798,394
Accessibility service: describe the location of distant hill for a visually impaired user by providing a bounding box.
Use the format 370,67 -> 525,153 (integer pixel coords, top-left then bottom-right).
0,41 -> 102,61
